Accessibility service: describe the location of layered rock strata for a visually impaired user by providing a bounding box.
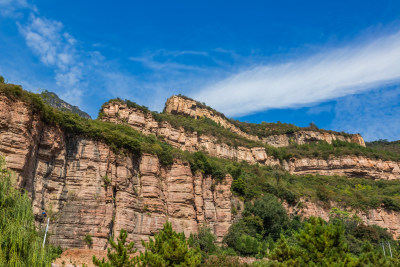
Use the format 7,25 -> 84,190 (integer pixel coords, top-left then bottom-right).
164,95 -> 365,147
101,102 -> 399,180
285,200 -> 400,239
0,94 -> 232,249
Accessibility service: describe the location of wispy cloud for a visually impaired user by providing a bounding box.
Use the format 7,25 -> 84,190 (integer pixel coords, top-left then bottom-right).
17,14 -> 85,104
194,31 -> 400,117
0,0 -> 35,17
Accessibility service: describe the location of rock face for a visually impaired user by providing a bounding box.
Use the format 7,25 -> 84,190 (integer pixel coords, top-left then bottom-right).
0,93 -> 399,251
0,94 -> 232,249
101,102 -> 400,180
164,95 -> 366,147
285,200 -> 400,239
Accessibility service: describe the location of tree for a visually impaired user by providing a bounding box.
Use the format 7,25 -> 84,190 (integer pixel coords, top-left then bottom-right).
137,222 -> 201,267
189,224 -> 217,259
0,75 -> 4,83
0,157 -> 59,266
93,229 -> 137,267
269,217 -> 358,266
248,194 -> 290,240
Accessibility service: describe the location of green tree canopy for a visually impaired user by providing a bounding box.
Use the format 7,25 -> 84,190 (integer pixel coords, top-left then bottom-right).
138,222 -> 201,267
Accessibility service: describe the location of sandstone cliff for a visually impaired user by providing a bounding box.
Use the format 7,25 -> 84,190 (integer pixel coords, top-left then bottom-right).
101,101 -> 400,180
0,94 -> 232,249
0,92 -> 399,252
165,95 -> 366,147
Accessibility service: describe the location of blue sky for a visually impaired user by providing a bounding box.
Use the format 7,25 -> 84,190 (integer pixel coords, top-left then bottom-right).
1,1 -> 400,141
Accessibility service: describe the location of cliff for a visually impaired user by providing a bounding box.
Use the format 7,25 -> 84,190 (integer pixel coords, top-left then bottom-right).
101,101 -> 400,180
0,94 -> 232,249
0,89 -> 399,252
165,95 -> 366,147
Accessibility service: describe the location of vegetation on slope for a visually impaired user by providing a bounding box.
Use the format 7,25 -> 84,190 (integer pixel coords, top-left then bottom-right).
169,94 -> 353,138
93,222 -> 201,267
228,160 -> 400,211
223,194 -> 400,265
367,139 -> 400,154
99,98 -> 400,163
39,90 -> 91,119
91,209 -> 400,266
0,157 -> 62,266
1,81 -> 400,212
100,98 -> 262,148
265,140 -> 400,162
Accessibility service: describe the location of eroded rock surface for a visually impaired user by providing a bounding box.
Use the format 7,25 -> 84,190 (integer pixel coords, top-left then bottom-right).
101,101 -> 399,180
164,95 -> 365,147
0,95 -> 232,249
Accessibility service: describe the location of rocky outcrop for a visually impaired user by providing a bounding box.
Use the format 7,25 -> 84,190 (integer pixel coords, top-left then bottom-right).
164,95 -> 365,147
285,200 -> 400,239
286,156 -> 400,180
101,102 -> 399,180
264,131 -> 365,147
100,101 -> 280,165
0,94 -> 232,249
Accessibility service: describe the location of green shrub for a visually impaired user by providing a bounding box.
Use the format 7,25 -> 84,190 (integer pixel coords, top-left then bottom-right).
84,234 -> 93,248
189,224 -> 217,260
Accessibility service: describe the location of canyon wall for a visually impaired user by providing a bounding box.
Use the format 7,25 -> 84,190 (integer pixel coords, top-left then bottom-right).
0,94 -> 232,249
101,102 -> 400,180
164,95 -> 365,147
1,93 -> 399,252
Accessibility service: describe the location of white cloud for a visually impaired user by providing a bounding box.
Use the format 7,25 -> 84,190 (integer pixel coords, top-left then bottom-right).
17,14 -> 84,105
0,0 -> 36,17
194,31 -> 400,117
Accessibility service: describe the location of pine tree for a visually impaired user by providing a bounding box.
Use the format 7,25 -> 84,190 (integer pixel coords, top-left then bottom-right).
269,217 -> 358,266
93,229 -> 137,267
137,222 -> 201,267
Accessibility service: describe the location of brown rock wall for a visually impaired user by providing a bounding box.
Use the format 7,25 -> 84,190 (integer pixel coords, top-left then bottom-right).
0,96 -> 232,249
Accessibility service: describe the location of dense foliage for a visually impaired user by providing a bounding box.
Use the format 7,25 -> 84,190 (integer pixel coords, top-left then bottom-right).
222,195 -> 400,266
138,222 -> 202,267
0,157 -> 61,266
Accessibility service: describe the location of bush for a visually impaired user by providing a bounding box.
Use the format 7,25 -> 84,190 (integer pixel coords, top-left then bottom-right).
84,234 -> 93,248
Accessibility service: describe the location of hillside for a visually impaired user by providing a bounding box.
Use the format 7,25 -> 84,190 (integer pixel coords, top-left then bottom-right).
40,90 -> 91,119
0,81 -> 399,265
